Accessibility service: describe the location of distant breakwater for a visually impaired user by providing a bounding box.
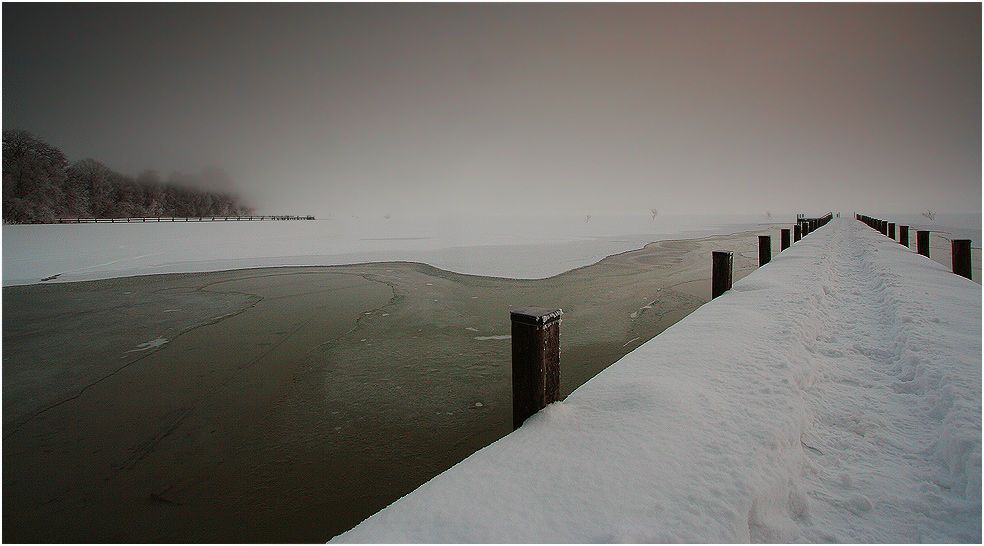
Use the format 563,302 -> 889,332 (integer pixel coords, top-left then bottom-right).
53,214 -> 315,223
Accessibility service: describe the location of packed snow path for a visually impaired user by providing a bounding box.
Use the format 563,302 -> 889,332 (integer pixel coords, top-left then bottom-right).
333,217 -> 980,543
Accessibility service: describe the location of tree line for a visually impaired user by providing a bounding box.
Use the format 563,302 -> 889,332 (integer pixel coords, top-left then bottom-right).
3,130 -> 253,224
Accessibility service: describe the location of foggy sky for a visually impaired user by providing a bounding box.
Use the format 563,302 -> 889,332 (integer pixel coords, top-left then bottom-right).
3,3 -> 980,217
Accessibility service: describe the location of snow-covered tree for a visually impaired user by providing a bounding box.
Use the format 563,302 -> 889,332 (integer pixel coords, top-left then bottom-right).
3,129 -> 254,223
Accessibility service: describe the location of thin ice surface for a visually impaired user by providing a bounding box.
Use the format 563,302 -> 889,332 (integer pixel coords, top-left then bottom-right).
333,218 -> 981,543
3,214 -> 770,285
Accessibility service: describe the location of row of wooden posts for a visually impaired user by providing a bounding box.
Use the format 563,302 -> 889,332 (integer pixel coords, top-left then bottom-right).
856,214 -> 973,280
509,210 -> 978,428
510,213 -> 839,429
712,213 -> 834,299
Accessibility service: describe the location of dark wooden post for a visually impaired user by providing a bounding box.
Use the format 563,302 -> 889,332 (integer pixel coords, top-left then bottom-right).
781,229 -> 790,250
511,307 -> 562,430
712,251 -> 733,299
802,221 -> 810,237
952,240 -> 972,279
899,226 -> 909,247
917,230 -> 930,257
759,235 -> 772,266
793,223 -> 801,242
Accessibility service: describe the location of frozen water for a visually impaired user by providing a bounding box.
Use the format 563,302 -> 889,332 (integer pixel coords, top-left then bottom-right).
3,214 -> 775,285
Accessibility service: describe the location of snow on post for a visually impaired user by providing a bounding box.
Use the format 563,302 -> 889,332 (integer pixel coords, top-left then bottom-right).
952,239 -> 972,279
511,306 -> 563,430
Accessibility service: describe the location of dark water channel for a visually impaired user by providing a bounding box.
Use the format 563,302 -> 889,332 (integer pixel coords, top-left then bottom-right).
3,229 -> 769,542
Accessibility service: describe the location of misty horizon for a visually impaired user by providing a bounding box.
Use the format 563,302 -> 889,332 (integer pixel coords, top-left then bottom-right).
3,3 -> 980,218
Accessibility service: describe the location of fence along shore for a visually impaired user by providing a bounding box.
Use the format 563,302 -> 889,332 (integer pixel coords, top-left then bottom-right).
53,214 -> 315,223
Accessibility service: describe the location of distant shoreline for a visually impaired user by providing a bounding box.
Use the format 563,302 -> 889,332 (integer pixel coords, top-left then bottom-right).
4,213 -> 979,286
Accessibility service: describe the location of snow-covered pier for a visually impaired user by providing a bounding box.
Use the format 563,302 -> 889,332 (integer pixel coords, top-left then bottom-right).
333,217 -> 981,543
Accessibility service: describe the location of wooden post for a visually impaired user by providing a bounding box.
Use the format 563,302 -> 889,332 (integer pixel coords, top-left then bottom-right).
899,225 -> 909,247
802,221 -> 810,237
952,240 -> 972,279
759,235 -> 772,266
780,229 -> 790,251
917,230 -> 930,257
511,307 -> 562,430
712,251 -> 733,299
888,223 -> 895,240
793,223 -> 801,242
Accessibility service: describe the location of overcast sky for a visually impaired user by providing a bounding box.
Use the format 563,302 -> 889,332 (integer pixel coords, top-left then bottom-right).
3,3 -> 980,217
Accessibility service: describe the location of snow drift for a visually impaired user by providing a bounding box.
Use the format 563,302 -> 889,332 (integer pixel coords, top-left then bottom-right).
333,217 -> 981,543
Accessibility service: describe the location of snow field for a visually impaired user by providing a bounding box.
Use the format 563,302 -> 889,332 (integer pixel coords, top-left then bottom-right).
333,217 -> 981,542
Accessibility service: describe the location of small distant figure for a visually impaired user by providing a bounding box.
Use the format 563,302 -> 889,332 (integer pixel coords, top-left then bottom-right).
585,214 -> 592,223
651,208 -> 658,220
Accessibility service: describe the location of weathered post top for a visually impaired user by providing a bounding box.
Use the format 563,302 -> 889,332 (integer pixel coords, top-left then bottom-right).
511,307 -> 563,430
510,306 -> 563,326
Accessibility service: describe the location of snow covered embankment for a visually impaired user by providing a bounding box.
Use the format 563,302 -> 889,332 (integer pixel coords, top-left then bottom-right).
333,218 -> 981,543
